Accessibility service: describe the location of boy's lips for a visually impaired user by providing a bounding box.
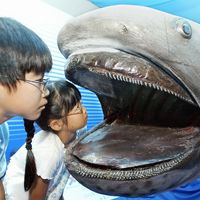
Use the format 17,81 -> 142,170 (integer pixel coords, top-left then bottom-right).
38,106 -> 45,112
41,99 -> 48,108
38,102 -> 47,111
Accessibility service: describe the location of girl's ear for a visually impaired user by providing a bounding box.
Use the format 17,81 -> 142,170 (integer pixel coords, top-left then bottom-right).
48,119 -> 63,131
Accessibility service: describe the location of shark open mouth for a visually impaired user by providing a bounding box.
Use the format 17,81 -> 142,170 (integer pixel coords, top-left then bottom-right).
64,48 -> 200,196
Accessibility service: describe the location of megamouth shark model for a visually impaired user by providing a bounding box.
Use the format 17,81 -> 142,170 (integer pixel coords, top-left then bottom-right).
57,5 -> 200,197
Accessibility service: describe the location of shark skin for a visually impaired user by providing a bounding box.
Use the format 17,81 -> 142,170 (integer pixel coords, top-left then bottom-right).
57,5 -> 200,197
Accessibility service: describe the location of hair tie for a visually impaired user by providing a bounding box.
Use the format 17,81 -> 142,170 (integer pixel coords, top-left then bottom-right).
25,136 -> 33,151
25,143 -> 32,150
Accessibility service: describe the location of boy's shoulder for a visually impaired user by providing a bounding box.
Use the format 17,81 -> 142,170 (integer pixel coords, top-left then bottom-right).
0,122 -> 9,152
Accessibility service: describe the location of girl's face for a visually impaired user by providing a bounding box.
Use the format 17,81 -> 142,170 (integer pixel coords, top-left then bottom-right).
0,72 -> 49,122
66,102 -> 88,132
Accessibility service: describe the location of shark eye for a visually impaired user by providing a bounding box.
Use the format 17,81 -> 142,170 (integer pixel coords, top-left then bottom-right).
176,18 -> 192,39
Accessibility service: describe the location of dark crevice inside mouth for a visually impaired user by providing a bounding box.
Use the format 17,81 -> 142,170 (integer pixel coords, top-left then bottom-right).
98,79 -> 200,128
66,67 -> 200,128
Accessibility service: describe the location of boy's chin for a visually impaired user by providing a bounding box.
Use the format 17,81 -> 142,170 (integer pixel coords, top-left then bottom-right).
24,112 -> 41,121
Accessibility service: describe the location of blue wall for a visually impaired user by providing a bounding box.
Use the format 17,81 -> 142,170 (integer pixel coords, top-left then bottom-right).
90,0 -> 200,23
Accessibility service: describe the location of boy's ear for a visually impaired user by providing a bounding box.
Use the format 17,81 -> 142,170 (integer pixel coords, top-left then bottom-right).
48,119 -> 63,131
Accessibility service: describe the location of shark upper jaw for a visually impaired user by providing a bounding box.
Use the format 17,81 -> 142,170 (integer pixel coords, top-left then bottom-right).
66,47 -> 198,110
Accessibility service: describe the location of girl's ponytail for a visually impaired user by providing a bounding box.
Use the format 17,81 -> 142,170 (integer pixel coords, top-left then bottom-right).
23,118 -> 37,191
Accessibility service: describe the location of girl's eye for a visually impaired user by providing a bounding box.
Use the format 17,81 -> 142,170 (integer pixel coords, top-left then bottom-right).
74,104 -> 80,110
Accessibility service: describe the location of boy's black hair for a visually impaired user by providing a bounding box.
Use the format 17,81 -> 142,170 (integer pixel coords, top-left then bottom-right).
24,80 -> 81,191
0,17 -> 52,91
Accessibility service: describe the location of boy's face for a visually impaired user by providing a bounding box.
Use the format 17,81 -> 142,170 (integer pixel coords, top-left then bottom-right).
0,72 -> 49,122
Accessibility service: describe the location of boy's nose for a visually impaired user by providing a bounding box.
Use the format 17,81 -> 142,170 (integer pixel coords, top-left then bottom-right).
42,87 -> 49,97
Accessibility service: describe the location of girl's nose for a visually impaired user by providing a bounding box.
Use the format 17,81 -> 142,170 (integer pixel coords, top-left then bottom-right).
82,105 -> 87,114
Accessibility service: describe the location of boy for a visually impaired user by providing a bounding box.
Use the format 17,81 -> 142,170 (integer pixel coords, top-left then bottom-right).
0,17 -> 52,199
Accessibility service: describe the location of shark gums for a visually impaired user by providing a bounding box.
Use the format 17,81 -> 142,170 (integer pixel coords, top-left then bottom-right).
57,5 -> 200,197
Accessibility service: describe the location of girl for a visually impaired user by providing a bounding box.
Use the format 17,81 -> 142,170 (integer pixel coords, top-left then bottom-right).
3,80 -> 88,200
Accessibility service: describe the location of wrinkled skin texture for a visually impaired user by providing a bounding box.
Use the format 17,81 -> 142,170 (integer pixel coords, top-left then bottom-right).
57,5 -> 200,197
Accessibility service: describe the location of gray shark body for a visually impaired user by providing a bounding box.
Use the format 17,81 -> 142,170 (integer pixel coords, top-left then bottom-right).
57,5 -> 200,197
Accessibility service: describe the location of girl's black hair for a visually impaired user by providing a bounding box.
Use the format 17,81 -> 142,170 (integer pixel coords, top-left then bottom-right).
36,80 -> 81,131
23,119 -> 36,191
0,17 -> 52,91
24,80 -> 81,191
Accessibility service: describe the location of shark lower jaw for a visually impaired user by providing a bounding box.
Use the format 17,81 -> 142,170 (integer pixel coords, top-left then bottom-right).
67,123 -> 200,173
65,124 -> 200,197
65,128 -> 200,197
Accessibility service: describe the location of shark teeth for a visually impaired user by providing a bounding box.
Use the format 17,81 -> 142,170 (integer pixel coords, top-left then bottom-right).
66,149 -> 192,180
101,70 -> 193,104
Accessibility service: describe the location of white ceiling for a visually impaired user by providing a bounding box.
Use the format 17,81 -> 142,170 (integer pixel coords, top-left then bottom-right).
41,0 -> 98,16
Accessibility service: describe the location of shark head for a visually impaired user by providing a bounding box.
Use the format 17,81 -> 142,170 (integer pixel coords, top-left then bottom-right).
57,5 -> 200,197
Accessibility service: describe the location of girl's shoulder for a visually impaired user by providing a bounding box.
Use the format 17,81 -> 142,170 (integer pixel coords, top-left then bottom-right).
32,131 -> 65,179
33,130 -> 64,161
33,130 -> 64,149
